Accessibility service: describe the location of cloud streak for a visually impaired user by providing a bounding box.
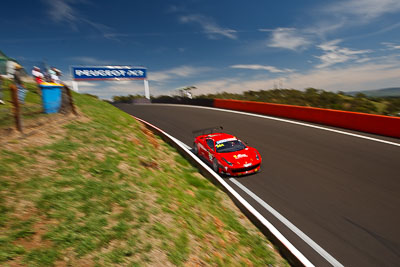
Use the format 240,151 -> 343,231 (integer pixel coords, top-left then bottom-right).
315,40 -> 372,68
264,0 -> 400,53
382,42 -> 400,50
150,65 -> 213,82
42,0 -> 81,26
180,14 -> 237,40
311,0 -> 400,36
325,0 -> 400,21
42,0 -> 117,39
266,28 -> 311,51
230,64 -> 294,73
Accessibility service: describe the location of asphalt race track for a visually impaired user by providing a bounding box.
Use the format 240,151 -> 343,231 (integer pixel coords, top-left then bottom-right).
115,103 -> 400,267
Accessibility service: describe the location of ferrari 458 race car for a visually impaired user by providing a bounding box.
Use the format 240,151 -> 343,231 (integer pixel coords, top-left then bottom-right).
193,127 -> 261,176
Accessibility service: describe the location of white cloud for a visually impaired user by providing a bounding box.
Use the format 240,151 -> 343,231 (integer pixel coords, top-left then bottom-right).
355,58 -> 371,63
42,0 -> 116,39
315,40 -> 372,68
286,63 -> 400,91
326,0 -> 400,21
382,42 -> 400,50
267,28 -> 311,51
258,29 -> 273,32
74,80 -> 149,100
305,20 -> 347,37
149,65 -> 212,81
42,0 -> 79,24
167,5 -> 186,13
74,81 -> 97,87
180,14 -> 237,40
63,79 -> 107,89
230,64 -> 294,73
300,0 -> 400,39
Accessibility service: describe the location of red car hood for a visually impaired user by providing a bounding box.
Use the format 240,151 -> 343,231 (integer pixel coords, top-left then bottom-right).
221,148 -> 259,166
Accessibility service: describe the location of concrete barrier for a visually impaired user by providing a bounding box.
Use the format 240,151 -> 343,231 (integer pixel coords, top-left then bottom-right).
214,99 -> 400,139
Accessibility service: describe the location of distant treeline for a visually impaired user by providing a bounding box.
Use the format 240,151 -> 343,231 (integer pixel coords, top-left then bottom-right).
113,88 -> 400,116
195,88 -> 400,116
112,94 -> 144,103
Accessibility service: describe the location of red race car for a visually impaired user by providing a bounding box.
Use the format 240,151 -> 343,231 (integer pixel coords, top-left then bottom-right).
193,127 -> 262,176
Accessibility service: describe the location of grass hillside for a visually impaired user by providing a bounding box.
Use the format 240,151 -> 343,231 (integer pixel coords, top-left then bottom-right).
0,93 -> 287,266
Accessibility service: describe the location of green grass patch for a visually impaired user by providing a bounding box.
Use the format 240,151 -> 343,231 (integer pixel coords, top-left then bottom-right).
24,248 -> 59,266
168,232 -> 189,266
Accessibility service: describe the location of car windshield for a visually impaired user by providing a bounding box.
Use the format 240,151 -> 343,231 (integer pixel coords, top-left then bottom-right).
215,140 -> 246,153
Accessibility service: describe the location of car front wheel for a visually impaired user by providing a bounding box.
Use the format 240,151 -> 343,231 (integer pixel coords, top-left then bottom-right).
193,143 -> 198,155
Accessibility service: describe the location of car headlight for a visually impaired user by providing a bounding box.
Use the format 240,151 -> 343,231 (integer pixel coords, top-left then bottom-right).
255,153 -> 260,160
222,157 -> 233,166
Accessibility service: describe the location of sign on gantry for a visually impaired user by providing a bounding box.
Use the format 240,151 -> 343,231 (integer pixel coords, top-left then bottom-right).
71,66 -> 150,99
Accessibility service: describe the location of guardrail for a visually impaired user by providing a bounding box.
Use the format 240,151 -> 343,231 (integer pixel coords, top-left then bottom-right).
214,99 -> 400,139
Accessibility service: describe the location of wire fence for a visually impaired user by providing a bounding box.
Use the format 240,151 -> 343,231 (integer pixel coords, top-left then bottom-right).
0,80 -> 41,126
0,78 -> 77,133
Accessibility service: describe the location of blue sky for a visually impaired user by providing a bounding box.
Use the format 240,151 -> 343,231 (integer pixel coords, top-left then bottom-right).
1,0 -> 400,99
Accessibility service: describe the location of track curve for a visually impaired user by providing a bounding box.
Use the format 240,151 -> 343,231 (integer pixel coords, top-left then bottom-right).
115,103 -> 400,267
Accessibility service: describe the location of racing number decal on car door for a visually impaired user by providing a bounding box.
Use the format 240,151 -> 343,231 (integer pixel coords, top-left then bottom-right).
206,139 -> 215,163
199,143 -> 206,158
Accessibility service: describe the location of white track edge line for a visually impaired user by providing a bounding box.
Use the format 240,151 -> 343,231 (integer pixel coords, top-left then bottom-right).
132,115 -> 315,267
229,178 -> 343,267
149,104 -> 400,147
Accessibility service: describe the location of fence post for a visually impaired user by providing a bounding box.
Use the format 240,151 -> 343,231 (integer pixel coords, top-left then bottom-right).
64,85 -> 78,115
10,84 -> 23,132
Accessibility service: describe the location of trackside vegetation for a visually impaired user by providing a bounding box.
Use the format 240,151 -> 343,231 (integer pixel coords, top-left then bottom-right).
196,88 -> 400,116
0,93 -> 288,266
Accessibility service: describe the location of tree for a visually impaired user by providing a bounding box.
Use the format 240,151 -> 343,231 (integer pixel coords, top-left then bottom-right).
355,93 -> 367,98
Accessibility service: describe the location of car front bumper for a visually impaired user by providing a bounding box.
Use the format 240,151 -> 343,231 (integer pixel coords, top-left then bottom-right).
222,163 -> 261,176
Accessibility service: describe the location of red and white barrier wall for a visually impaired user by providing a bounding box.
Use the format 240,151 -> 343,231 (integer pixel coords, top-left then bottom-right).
214,99 -> 400,139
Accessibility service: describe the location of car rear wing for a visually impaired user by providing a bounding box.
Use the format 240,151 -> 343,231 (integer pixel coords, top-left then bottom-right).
192,126 -> 223,137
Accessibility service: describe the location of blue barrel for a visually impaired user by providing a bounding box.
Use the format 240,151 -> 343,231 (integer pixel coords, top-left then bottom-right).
40,83 -> 63,113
